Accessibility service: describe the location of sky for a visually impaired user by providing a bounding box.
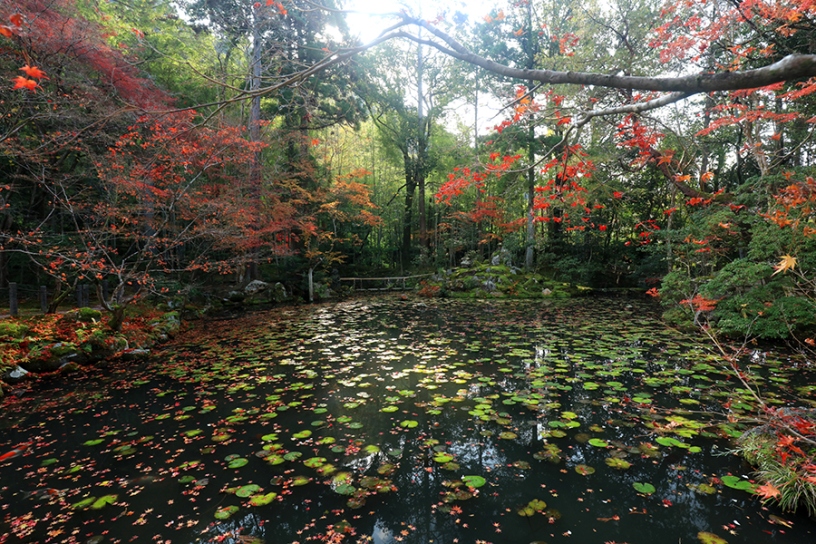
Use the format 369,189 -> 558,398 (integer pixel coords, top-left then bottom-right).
342,0 -> 494,44
341,0 -> 505,139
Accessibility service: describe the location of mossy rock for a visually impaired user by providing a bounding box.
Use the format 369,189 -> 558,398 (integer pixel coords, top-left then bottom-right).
0,321 -> 30,339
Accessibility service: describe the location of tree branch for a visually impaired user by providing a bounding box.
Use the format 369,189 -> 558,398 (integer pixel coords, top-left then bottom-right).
403,16 -> 816,94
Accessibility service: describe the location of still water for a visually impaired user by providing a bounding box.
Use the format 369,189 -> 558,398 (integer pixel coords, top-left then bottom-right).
1,296 -> 814,544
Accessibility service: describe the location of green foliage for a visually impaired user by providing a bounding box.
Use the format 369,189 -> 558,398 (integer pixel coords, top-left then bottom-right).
0,321 -> 30,339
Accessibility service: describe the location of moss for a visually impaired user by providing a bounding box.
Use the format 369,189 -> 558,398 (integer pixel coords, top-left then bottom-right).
0,321 -> 30,339
77,307 -> 103,323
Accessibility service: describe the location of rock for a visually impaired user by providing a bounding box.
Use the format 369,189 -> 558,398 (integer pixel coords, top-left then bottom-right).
483,279 -> 497,292
226,290 -> 245,303
542,288 -> 553,296
460,257 -> 472,268
3,365 -> 30,384
244,280 -> 269,295
491,255 -> 500,266
21,342 -> 80,373
121,348 -> 150,361
271,283 -> 287,303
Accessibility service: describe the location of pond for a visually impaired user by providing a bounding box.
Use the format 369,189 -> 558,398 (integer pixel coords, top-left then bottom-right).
1,296 -> 815,544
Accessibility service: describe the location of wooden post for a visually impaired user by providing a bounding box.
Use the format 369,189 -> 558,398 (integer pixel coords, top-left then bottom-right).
101,280 -> 109,305
9,282 -> 18,317
76,284 -> 83,307
39,285 -> 48,313
82,284 -> 90,307
308,267 -> 314,302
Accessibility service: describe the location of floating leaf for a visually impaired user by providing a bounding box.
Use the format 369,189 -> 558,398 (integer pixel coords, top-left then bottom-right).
72,497 -> 96,509
236,484 -> 262,497
575,464 -> 595,476
721,475 -> 756,492
462,475 -> 486,488
433,453 -> 454,463
605,457 -> 631,470
588,438 -> 609,448
214,505 -> 239,520
90,495 -> 118,509
633,482 -> 656,495
697,532 -> 728,544
249,492 -> 277,506
400,420 -> 418,429
304,457 -> 326,468
334,483 -> 356,495
228,458 -> 249,469
83,439 -> 105,446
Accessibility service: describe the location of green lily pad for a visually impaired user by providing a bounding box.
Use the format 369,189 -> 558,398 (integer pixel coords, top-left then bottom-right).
228,458 -> 249,469
236,484 -> 262,497
304,457 -> 327,468
90,494 -> 118,509
588,438 -> 609,448
334,483 -> 356,495
400,420 -> 418,429
83,439 -> 105,446
292,430 -> 312,440
249,492 -> 277,506
605,457 -> 632,470
292,476 -> 310,486
72,497 -> 96,509
214,505 -> 239,520
575,464 -> 595,476
633,482 -> 656,495
462,475 -> 486,488
433,453 -> 454,463
697,532 -> 728,544
721,475 -> 756,492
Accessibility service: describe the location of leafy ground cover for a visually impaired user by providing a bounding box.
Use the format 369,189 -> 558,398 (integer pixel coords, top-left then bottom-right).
0,296 -> 814,544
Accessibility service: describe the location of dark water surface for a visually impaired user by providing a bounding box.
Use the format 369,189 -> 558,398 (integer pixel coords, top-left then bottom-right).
1,296 -> 815,544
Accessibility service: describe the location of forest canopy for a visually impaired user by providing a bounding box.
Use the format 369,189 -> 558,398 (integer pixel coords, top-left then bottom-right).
1,0 -> 816,341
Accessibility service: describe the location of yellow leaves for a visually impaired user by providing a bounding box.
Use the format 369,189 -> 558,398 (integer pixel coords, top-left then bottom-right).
772,254 -> 797,276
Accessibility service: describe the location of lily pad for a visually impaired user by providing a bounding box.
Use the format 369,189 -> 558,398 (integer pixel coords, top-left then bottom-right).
249,492 -> 277,506
400,420 -> 418,429
228,458 -> 249,469
90,494 -> 118,509
633,482 -> 656,495
605,457 -> 632,470
575,464 -> 595,476
214,505 -> 239,520
697,532 -> 728,544
721,475 -> 756,492
462,475 -> 486,488
236,484 -> 262,497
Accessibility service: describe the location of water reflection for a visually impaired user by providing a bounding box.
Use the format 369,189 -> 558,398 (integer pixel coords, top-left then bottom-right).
0,297 -> 814,544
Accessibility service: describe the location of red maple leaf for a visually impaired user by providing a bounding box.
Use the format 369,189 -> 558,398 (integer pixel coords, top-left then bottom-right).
12,76 -> 38,91
754,482 -> 781,500
19,65 -> 47,80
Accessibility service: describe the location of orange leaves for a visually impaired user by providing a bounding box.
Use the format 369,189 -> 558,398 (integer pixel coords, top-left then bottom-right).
754,482 -> 781,501
680,294 -> 718,312
13,64 -> 48,90
20,64 -> 47,79
12,76 -> 39,91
